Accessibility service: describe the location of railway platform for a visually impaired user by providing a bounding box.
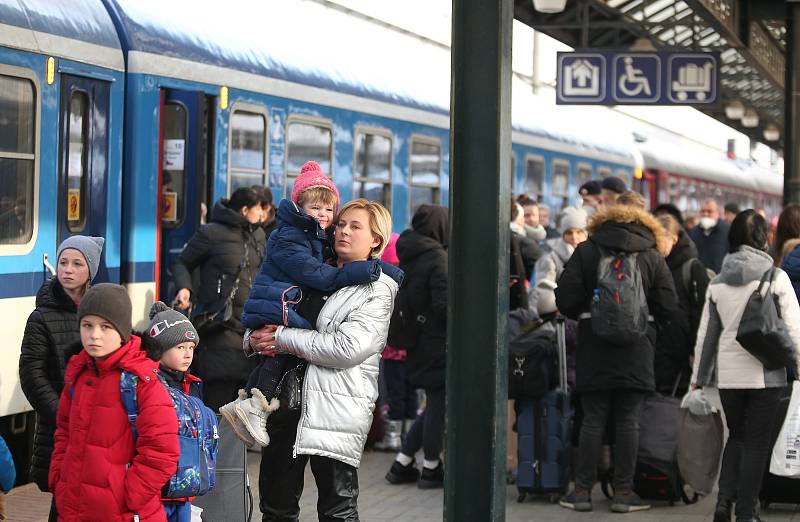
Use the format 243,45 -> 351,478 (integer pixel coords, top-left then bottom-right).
7,449 -> 800,522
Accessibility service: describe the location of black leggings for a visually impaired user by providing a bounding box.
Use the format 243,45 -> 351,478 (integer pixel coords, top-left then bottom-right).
259,412 -> 360,521
400,387 -> 445,461
718,387 -> 783,519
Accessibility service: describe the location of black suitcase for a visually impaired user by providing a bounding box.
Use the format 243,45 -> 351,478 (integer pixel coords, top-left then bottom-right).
759,385 -> 797,509
516,317 -> 573,503
193,417 -> 254,521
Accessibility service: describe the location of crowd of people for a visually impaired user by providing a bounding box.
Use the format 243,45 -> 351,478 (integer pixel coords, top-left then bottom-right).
11,161 -> 800,522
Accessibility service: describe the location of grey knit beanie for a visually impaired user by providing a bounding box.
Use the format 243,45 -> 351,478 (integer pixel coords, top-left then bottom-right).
559,207 -> 588,235
57,235 -> 105,280
146,301 -> 199,359
77,283 -> 132,342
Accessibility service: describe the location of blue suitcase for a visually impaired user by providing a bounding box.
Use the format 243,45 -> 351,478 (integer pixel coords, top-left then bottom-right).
516,318 -> 573,503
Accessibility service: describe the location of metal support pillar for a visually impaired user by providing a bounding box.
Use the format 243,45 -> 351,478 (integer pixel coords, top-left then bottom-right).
786,1 -> 800,204
446,0 -> 512,520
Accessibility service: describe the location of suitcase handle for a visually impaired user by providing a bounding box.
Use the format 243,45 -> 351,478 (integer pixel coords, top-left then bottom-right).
556,316 -> 568,393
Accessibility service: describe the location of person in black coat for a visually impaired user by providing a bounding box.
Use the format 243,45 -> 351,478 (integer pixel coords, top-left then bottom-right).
655,215 -> 709,396
19,235 -> 104,521
173,188 -> 266,411
555,204 -> 679,513
386,204 -> 448,489
688,199 -> 730,274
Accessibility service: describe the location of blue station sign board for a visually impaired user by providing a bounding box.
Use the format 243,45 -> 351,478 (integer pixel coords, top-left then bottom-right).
556,51 -> 720,106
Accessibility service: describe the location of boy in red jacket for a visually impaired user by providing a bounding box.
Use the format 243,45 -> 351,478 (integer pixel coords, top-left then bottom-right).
49,284 -> 180,522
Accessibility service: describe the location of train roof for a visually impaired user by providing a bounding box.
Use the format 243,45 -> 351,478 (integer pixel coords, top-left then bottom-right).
105,0 -> 636,164
0,0 -> 123,70
639,138 -> 783,196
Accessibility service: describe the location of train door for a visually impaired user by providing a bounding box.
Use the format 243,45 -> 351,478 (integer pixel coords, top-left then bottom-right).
57,75 -> 113,281
157,90 -> 214,303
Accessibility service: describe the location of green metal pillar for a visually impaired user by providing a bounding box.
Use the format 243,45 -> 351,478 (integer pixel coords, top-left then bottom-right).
786,1 -> 800,204
445,0 -> 512,520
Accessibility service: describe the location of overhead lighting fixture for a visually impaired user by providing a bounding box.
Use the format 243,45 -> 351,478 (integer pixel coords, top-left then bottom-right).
741,108 -> 759,128
763,123 -> 780,142
532,0 -> 567,13
724,99 -> 745,120
630,37 -> 656,51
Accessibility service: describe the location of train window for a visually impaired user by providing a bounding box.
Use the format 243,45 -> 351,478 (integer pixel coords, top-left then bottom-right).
615,169 -> 632,189
0,74 -> 35,245
286,118 -> 333,194
510,154 -> 516,193
552,160 -> 570,197
597,166 -> 611,179
161,103 -> 188,228
354,129 -> 392,209
229,108 -> 267,191
576,163 -> 592,187
409,136 -> 441,213
65,91 -> 89,232
524,155 -> 544,200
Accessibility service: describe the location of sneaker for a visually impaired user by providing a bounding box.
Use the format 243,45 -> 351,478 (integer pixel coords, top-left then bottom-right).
713,499 -> 732,522
385,460 -> 420,485
559,488 -> 592,512
235,389 -> 280,448
219,390 -> 256,448
610,490 -> 651,513
418,462 -> 444,489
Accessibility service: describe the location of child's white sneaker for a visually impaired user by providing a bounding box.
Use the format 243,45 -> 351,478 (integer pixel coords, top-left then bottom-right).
235,388 -> 280,448
220,389 -> 256,448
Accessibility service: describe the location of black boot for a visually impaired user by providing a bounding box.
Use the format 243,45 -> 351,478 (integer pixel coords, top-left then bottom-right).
735,518 -> 763,522
714,499 -> 732,522
418,461 -> 444,489
385,460 -> 420,484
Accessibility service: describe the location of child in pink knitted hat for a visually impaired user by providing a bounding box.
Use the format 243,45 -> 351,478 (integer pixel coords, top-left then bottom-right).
223,161 -> 384,448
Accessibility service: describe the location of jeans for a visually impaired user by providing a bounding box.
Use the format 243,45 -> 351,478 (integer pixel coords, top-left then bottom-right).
259,411 -> 360,521
718,387 -> 783,519
401,387 -> 445,461
575,389 -> 646,491
164,501 -> 192,522
382,360 -> 417,421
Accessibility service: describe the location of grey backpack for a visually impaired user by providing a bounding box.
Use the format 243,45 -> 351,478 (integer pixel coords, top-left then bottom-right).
590,245 -> 650,345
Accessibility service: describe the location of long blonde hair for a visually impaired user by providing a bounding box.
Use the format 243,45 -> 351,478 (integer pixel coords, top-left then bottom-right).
337,199 -> 392,259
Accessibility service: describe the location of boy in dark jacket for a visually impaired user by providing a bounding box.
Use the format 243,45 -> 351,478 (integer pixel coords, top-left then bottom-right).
142,301 -> 203,522
226,161 -> 383,448
555,205 -> 679,513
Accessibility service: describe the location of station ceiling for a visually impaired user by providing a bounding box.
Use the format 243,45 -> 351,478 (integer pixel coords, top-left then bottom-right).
514,0 -> 787,151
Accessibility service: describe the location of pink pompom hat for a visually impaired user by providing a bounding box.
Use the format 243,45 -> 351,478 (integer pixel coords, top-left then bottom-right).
291,161 -> 340,212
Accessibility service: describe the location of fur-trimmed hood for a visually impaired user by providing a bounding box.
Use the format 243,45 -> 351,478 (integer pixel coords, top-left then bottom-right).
587,204 -> 670,254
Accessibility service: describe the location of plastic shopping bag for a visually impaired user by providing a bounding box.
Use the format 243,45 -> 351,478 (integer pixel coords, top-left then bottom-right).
677,407 -> 724,495
770,381 -> 800,477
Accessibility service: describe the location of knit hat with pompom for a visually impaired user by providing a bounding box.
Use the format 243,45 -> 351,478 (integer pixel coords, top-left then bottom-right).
144,301 -> 199,360
291,161 -> 340,212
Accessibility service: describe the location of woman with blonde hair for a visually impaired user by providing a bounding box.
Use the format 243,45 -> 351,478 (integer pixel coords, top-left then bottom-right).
246,198 -> 403,521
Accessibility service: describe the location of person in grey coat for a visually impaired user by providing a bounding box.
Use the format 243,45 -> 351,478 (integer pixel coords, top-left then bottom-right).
246,199 -> 401,522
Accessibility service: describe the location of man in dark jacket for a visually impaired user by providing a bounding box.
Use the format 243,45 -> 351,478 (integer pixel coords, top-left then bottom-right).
688,199 -> 729,274
386,204 -> 448,489
173,194 -> 266,410
555,204 -> 679,513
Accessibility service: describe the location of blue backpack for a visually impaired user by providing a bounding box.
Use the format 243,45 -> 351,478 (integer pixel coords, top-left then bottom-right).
120,371 -> 219,498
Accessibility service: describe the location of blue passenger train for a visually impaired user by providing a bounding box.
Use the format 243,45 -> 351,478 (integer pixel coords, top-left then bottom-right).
0,0 -> 780,481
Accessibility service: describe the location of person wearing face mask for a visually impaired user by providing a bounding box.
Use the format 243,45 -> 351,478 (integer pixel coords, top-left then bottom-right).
578,181 -> 603,218
688,199 -> 730,274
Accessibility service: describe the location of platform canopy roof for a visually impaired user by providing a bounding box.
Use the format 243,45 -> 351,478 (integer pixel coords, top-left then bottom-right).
514,0 -> 787,150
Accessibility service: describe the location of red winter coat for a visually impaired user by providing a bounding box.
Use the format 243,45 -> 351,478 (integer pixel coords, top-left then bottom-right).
49,336 -> 180,522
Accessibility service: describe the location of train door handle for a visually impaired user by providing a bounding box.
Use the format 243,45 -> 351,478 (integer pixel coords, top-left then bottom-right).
43,253 -> 56,277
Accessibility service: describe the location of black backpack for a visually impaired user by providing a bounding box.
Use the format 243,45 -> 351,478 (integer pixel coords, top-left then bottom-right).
386,280 -> 427,350
590,245 -> 650,346
507,309 -> 556,399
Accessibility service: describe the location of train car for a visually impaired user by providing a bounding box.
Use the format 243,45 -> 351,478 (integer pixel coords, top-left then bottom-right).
637,136 -> 783,217
0,0 -> 125,481
102,0 -> 638,317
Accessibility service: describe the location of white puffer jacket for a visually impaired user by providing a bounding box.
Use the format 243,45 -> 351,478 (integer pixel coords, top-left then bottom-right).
274,272 -> 398,467
692,246 -> 800,389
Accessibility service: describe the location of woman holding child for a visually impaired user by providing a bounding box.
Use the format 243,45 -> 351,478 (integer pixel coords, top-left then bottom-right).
246,196 -> 401,522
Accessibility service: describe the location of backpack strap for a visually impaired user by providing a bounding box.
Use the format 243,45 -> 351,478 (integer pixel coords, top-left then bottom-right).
119,371 -> 140,440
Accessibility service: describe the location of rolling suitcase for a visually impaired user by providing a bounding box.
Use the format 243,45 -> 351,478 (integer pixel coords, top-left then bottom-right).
193,417 -> 253,521
516,317 -> 573,503
760,385 -> 797,509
